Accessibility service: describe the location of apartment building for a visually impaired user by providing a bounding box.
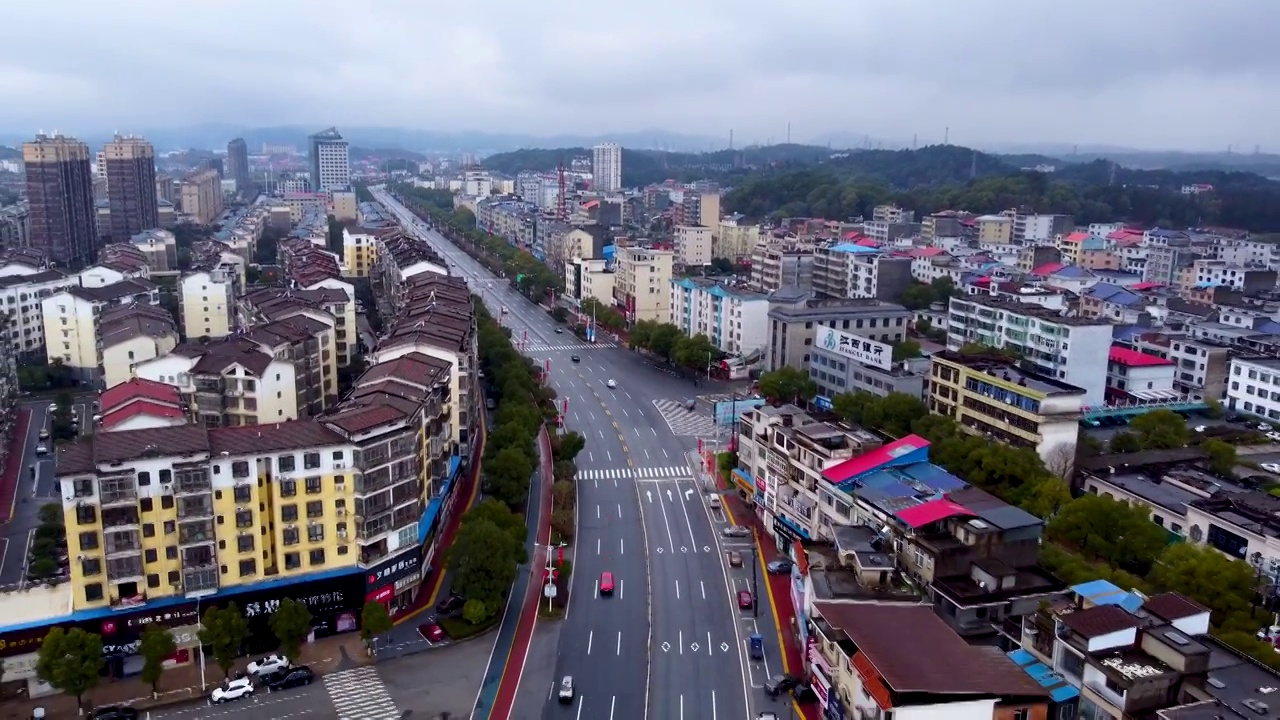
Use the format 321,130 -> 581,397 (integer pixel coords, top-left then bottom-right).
179,169 -> 223,225
102,135 -> 159,243
1106,347 -> 1177,403
1129,333 -> 1231,401
715,214 -> 759,261
308,128 -> 350,192
545,226 -> 607,275
676,189 -> 719,231
133,338 -> 303,425
372,233 -> 448,320
1016,245 -> 1062,275
100,304 -> 180,390
1180,259 -> 1277,295
341,227 -> 386,278
81,243 -> 151,288
0,202 -> 30,249
750,242 -> 816,294
946,296 -> 1115,405
734,404 -> 883,540
907,247 -> 962,285
921,211 -> 968,243
975,214 -> 1013,244
809,324 -> 927,402
239,287 -> 346,382
928,351 -> 1085,462
55,421 -> 360,611
564,257 -> 615,307
808,603 -> 1050,720
673,225 -> 713,267
226,138 -> 250,196
668,278 -> 769,356
374,273 -> 478,458
1013,212 -> 1074,242
614,246 -> 673,323
0,263 -> 74,360
591,143 -> 622,192
42,279 -> 161,383
180,262 -> 242,340
23,134 -> 97,267
1225,356 -> 1280,423
766,288 -> 912,372
130,229 -> 179,273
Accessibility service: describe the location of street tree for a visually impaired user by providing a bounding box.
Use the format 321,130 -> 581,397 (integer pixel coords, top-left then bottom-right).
1149,543 -> 1255,621
555,431 -> 586,463
360,601 -> 394,648
448,515 -> 527,616
465,498 -> 528,546
36,627 -> 103,711
37,503 -> 63,525
1020,478 -> 1073,520
199,603 -> 250,678
1044,444 -> 1078,480
1108,431 -> 1143,454
1203,439 -> 1238,477
1129,409 -> 1190,450
758,367 -> 818,404
487,423 -> 535,461
484,446 -> 535,509
270,598 -> 314,659
495,400 -> 541,435
139,623 -> 177,695
892,339 -> 923,361
672,334 -> 719,371
1048,494 -> 1168,573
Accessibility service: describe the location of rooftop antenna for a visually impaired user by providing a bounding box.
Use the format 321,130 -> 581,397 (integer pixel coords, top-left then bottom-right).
944,127 -> 950,145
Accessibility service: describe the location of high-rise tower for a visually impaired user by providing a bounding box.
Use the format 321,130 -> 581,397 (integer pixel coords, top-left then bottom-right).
23,133 -> 96,266
103,134 -> 159,242
226,138 -> 251,197
591,142 -> 622,193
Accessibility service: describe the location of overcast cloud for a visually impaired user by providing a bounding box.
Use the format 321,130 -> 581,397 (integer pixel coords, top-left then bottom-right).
0,0 -> 1276,150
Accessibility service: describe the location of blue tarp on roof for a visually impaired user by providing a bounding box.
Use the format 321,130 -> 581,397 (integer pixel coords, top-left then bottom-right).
1006,651 -> 1081,703
829,243 -> 881,254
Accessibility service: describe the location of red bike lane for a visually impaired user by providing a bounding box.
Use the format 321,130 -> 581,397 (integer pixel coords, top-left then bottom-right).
0,409 -> 31,523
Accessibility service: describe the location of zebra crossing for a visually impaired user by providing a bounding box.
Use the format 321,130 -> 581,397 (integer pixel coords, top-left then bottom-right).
653,398 -> 720,437
323,665 -> 400,719
577,465 -> 692,480
524,341 -> 620,352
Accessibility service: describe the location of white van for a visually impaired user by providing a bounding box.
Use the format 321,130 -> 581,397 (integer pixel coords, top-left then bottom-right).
708,495 -> 722,509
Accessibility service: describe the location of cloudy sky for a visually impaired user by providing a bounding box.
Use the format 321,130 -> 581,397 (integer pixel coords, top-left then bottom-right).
0,0 -> 1276,151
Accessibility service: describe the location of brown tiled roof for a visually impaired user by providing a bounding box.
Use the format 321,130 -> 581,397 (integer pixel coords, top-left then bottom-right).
99,305 -> 177,345
88,426 -> 211,466
189,343 -> 274,376
812,602 -> 1048,698
100,377 -> 182,412
209,420 -> 348,455
323,405 -> 408,434
67,278 -> 156,303
1143,593 -> 1208,622
357,352 -> 450,388
0,269 -> 68,288
1061,605 -> 1141,638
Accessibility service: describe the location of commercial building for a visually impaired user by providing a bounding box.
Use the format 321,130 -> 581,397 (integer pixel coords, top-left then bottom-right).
23,133 -> 97,266
178,169 -> 223,225
42,279 -> 161,383
591,142 -> 622,192
808,324 -> 927,403
1225,356 -> 1280,423
668,278 -> 769,356
614,246 -> 673,323
226,138 -> 251,197
307,128 -> 349,193
928,351 -> 1085,462
766,288 -> 911,373
946,296 -> 1114,406
102,135 -> 159,243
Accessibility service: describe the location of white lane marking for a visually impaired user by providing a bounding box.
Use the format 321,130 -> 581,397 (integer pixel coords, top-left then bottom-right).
597,538 -> 601,555
634,428 -> 642,437
589,411 -> 596,421
663,448 -> 669,458
679,694 -> 684,720
701,581 -> 706,600
676,478 -> 701,554
576,694 -> 584,720
620,579 -> 624,600
676,581 -> 680,600
620,537 -> 625,555
599,430 -> 605,439
575,412 -> 581,422
679,630 -> 683,656
607,450 -> 613,462
644,448 -> 651,460
610,695 -> 616,720
587,630 -> 594,655
708,631 -> 713,657
597,505 -> 601,520
617,503 -> 622,518
589,451 -> 594,463
651,427 -> 658,436
616,631 -> 622,656
624,391 -> 632,399
711,690 -> 717,720
594,581 -> 599,600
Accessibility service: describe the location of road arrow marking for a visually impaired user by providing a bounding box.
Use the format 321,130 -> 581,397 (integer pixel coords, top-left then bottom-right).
661,642 -> 671,652
721,642 -> 730,652
646,491 -> 653,503
666,489 -> 673,501
684,488 -> 694,500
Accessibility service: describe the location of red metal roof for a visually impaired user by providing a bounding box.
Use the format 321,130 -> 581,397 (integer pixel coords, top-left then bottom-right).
1128,281 -> 1162,291
1062,231 -> 1091,242
100,401 -> 184,429
855,238 -> 881,247
1030,262 -> 1066,276
822,435 -> 930,484
99,378 -> 181,413
1109,346 -> 1174,367
895,499 -> 974,528
852,652 -> 894,710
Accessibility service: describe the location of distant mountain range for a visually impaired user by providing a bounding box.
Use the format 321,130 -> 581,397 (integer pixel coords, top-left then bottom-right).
0,124 -> 1277,176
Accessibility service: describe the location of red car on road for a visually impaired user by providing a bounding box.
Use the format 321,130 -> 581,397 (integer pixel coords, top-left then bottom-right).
600,571 -> 615,595
737,590 -> 753,609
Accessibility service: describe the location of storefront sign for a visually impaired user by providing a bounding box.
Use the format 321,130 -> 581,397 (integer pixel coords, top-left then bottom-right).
367,585 -> 394,604
1,652 -> 39,681
169,624 -> 201,648
815,327 -> 893,371
365,550 -> 422,594
394,568 -> 424,594
121,604 -> 199,632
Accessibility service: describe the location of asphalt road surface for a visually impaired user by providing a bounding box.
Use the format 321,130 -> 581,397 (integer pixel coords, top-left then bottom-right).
373,189 -> 771,719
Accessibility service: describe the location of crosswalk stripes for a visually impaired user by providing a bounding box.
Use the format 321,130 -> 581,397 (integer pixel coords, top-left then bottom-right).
524,341 -> 619,352
323,665 -> 400,719
653,398 -> 720,437
576,465 -> 691,481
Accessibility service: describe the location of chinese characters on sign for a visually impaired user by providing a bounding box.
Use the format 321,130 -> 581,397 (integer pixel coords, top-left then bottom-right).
816,327 -> 893,371
365,553 -> 420,592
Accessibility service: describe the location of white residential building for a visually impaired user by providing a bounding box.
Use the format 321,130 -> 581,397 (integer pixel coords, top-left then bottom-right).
0,268 -> 75,360
180,267 -> 241,340
133,344 -> 301,422
614,246 -> 673,324
1225,356 -> 1280,423
42,280 -> 160,383
100,305 -> 180,389
565,257 -> 616,307
592,143 -> 622,192
668,278 -> 769,356
674,225 -> 713,267
946,296 -> 1114,405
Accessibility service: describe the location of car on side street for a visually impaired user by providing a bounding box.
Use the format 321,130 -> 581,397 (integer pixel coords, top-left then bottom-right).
35,444 -> 48,455
436,591 -> 465,615
764,674 -> 800,697
766,559 -> 793,575
419,623 -> 445,642
737,590 -> 753,609
247,654 -> 289,676
722,525 -> 752,538
210,677 -> 255,703
89,705 -> 139,720
263,665 -> 315,691
606,379 -> 617,389
571,355 -> 581,363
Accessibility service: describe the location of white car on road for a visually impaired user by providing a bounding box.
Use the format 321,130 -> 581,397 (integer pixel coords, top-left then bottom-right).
1263,463 -> 1280,474
606,379 -> 618,389
210,677 -> 254,703
246,653 -> 289,676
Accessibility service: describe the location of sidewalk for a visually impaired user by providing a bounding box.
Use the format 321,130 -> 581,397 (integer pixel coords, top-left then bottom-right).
0,408 -> 31,523
718,472 -> 819,720
1,633 -> 368,719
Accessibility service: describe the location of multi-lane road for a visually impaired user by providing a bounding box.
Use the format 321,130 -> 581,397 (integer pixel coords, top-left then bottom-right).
373,188 -> 792,719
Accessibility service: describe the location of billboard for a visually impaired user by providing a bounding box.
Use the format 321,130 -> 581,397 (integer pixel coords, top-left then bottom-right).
814,326 -> 893,371
713,397 -> 767,425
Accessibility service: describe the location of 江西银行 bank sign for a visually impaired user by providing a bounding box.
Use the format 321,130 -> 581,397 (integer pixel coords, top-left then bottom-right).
815,327 -> 893,371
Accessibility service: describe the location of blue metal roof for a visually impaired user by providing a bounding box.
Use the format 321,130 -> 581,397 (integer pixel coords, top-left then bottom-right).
829,243 -> 881,254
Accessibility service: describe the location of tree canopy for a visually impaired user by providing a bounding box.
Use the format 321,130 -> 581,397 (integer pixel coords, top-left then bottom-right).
36,627 -> 103,710
757,366 -> 818,404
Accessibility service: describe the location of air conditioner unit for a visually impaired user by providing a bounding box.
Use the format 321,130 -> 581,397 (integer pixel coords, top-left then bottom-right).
338,530 -> 347,540
337,508 -> 346,517
334,462 -> 346,470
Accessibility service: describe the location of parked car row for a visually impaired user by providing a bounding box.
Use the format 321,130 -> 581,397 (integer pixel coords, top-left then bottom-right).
209,655 -> 314,704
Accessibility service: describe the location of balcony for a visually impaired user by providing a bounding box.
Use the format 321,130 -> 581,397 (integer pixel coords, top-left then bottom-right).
100,481 -> 138,507
101,507 -> 140,530
182,565 -> 219,595
178,519 -> 215,546
106,556 -> 143,583
104,531 -> 140,556
174,471 -> 212,495
177,496 -> 213,520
